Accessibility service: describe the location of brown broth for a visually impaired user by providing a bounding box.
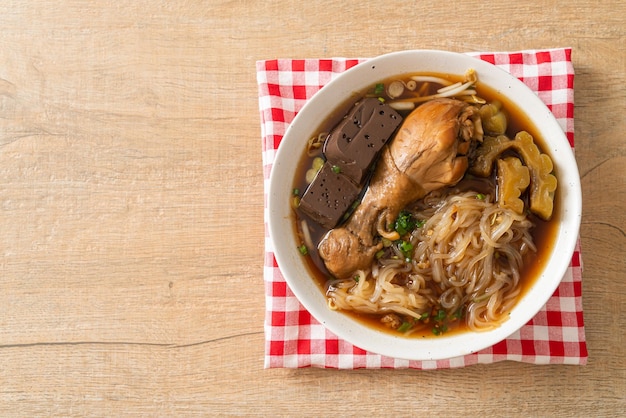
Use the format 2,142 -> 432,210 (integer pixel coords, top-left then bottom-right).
291,72 -> 560,337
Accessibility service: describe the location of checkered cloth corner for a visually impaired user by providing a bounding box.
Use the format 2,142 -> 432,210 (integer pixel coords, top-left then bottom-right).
258,48 -> 587,369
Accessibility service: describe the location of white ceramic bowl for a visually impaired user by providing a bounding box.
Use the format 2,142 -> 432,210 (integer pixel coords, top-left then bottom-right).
268,50 -> 581,361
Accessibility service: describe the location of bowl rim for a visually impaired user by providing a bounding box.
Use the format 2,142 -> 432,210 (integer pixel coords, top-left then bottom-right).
268,49 -> 582,361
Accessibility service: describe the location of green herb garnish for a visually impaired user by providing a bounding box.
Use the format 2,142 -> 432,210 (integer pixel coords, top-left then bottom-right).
394,210 -> 417,236
434,309 -> 447,322
397,321 -> 412,333
397,240 -> 414,259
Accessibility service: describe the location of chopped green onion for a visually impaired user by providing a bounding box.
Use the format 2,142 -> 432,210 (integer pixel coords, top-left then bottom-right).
292,188 -> 300,196
375,249 -> 385,259
331,165 -> 341,174
374,83 -> 384,95
434,309 -> 446,321
420,312 -> 429,320
394,210 -> 417,235
377,97 -> 385,103
432,327 -> 441,336
397,240 -> 413,259
476,193 -> 486,200
397,321 -> 412,333
298,244 -> 308,255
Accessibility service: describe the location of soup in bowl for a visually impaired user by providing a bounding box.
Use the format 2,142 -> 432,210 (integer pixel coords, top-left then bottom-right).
267,50 -> 581,361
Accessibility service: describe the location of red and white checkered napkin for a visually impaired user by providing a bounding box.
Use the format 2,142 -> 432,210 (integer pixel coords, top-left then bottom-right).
257,48 -> 587,369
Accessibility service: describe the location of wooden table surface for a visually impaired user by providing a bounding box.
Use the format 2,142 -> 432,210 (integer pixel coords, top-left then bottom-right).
1,1 -> 624,416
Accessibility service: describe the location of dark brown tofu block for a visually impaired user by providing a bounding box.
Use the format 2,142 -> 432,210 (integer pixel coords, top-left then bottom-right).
298,162 -> 361,229
324,98 -> 403,185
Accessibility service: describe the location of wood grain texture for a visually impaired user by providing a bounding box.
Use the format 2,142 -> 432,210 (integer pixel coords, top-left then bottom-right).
0,0 -> 624,416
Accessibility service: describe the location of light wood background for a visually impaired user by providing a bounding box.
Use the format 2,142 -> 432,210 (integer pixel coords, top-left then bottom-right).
0,1 -> 624,416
